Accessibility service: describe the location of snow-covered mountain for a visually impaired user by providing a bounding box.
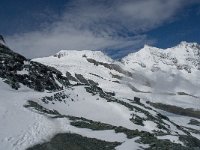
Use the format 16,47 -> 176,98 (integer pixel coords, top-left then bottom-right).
123,42 -> 200,73
33,42 -> 200,108
122,42 -> 200,102
0,38 -> 200,150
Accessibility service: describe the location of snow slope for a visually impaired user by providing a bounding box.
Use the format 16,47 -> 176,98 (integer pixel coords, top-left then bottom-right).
0,79 -> 148,150
33,43 -> 200,109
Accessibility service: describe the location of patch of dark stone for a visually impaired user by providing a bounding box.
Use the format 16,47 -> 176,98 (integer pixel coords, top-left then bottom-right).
69,117 -> 144,139
112,80 -> 120,83
85,85 -> 115,98
66,71 -> 78,82
24,100 -> 61,116
75,73 -> 89,84
89,73 -> 105,80
177,92 -> 198,98
86,58 -> 132,77
3,79 -> 20,90
41,91 -> 69,104
148,102 -> 200,119
130,114 -> 145,126
75,73 -> 99,86
70,120 -> 114,131
26,132 -> 120,150
188,119 -> 200,126
184,126 -> 200,135
179,135 -> 200,149
127,97 -> 154,111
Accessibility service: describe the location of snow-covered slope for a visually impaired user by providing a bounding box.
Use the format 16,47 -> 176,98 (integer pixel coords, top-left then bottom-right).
1,40 -> 200,150
33,50 -> 132,94
33,50 -> 114,80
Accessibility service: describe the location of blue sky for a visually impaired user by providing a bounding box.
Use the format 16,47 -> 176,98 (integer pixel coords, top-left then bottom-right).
1,0 -> 200,58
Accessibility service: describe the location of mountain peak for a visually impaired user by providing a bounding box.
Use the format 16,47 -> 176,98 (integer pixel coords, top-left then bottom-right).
143,44 -> 155,49
53,50 -> 113,62
131,44 -> 161,57
0,35 -> 6,45
176,41 -> 198,48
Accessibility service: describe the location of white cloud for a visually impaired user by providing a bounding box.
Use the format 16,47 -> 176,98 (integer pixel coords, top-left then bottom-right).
6,0 -> 199,58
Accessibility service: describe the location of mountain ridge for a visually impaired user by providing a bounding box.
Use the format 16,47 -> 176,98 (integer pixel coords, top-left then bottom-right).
34,41 -> 200,62
33,41 -> 200,74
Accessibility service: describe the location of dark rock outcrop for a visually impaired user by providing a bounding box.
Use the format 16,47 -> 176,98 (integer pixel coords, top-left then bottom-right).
0,43 -> 70,91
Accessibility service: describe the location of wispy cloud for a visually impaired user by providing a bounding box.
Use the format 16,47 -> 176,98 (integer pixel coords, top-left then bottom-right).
6,0 -> 199,58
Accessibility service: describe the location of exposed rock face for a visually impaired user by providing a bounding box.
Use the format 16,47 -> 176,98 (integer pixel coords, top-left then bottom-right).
0,42 -> 70,91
